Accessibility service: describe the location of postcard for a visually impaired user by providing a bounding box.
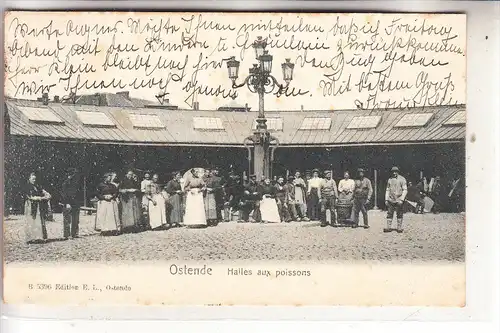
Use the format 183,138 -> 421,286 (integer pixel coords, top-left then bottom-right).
3,11 -> 466,306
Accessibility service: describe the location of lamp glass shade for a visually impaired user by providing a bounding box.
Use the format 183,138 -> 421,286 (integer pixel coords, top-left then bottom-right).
226,57 -> 240,80
260,53 -> 273,73
253,37 -> 267,59
281,58 -> 295,83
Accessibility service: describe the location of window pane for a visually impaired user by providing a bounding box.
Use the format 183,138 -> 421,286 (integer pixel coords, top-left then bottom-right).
193,117 -> 225,130
76,111 -> 115,127
347,116 -> 381,129
299,117 -> 331,130
129,114 -> 164,128
394,113 -> 433,128
443,111 -> 466,126
18,106 -> 64,124
253,117 -> 283,131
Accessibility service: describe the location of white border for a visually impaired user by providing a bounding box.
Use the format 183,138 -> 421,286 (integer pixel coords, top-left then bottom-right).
1,0 -> 499,331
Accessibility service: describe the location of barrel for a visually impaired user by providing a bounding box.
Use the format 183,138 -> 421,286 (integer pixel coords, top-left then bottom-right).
336,202 -> 353,223
231,210 -> 241,221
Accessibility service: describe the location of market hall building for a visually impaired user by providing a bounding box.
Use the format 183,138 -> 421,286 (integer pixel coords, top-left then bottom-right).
3,93 -> 466,213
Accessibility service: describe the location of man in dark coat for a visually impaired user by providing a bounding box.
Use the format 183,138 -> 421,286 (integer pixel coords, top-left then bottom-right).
61,168 -> 81,239
223,172 -> 243,222
211,168 -> 225,222
241,174 -> 262,222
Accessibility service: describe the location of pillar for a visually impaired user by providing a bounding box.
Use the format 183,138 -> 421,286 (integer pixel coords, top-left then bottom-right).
254,143 -> 270,181
254,87 -> 271,182
373,169 -> 379,210
83,176 -> 87,207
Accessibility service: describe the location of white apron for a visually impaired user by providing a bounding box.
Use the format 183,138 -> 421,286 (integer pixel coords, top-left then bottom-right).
148,193 -> 167,229
183,188 -> 207,227
260,197 -> 281,223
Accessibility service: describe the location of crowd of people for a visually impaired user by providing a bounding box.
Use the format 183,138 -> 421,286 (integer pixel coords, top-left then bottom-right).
21,165 -> 423,244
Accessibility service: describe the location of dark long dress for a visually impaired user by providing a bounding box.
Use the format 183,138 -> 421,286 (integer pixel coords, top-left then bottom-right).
165,179 -> 183,225
24,183 -> 50,243
119,178 -> 141,230
204,176 -> 218,221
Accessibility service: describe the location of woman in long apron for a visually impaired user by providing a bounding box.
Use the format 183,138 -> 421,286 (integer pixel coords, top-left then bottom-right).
95,173 -> 121,235
165,171 -> 183,227
259,177 -> 281,223
146,174 -> 168,230
183,169 -> 207,228
24,173 -> 52,244
204,171 -> 218,226
119,170 -> 141,232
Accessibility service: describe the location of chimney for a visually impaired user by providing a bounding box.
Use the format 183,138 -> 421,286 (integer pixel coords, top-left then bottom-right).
42,93 -> 49,105
301,105 -> 304,112
93,93 -> 100,106
245,103 -> 249,112
193,102 -> 199,110
69,92 -> 77,104
165,99 -> 170,104
53,95 -> 60,103
117,91 -> 130,100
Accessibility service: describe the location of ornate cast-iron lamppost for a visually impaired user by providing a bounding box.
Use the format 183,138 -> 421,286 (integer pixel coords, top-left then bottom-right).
226,36 -> 295,181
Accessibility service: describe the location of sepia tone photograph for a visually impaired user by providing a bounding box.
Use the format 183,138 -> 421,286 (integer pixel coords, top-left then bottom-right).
2,11 -> 466,306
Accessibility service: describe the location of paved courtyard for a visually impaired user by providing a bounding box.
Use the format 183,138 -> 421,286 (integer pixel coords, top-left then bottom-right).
3,211 -> 465,263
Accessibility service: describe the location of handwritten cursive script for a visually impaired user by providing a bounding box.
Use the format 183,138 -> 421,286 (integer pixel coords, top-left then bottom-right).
4,13 -> 465,110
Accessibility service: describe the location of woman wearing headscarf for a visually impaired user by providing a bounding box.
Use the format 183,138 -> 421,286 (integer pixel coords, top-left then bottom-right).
259,177 -> 281,223
183,168 -> 207,228
95,173 -> 120,235
146,174 -> 168,230
119,170 -> 141,232
24,172 -> 52,244
165,171 -> 184,227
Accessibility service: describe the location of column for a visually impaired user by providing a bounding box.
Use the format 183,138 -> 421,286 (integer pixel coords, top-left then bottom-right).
373,169 -> 379,210
254,144 -> 266,181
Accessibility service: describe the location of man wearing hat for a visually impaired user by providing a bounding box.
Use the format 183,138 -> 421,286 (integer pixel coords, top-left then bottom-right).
61,167 -> 81,239
319,170 -> 338,227
224,172 -> 243,222
275,176 -> 292,222
211,168 -> 225,222
384,166 -> 408,233
352,168 -> 373,228
241,174 -> 262,222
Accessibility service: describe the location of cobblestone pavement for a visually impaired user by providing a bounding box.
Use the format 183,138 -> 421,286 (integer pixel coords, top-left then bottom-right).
3,211 -> 465,263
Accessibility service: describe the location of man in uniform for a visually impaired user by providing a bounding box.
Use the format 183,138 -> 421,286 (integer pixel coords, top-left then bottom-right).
241,174 -> 262,223
352,168 -> 373,229
211,168 -> 225,222
319,170 -> 338,227
384,166 -> 408,233
284,175 -> 299,221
